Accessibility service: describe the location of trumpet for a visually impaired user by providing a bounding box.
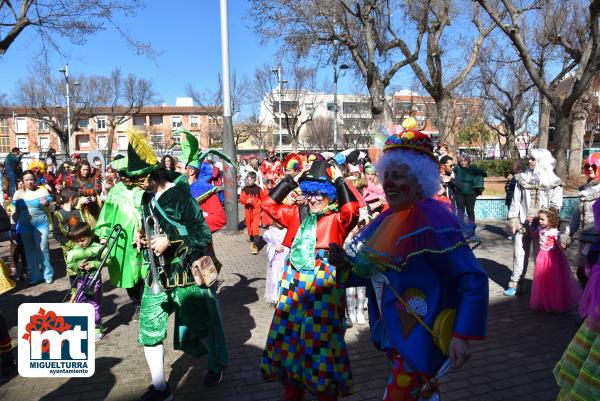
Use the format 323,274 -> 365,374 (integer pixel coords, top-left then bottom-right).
143,212 -> 167,295
63,224 -> 123,303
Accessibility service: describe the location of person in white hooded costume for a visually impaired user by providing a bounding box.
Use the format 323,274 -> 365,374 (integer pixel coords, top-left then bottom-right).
506,149 -> 563,296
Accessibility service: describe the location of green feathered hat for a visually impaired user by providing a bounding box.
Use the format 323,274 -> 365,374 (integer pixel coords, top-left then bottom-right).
126,128 -> 159,177
177,129 -> 199,166
109,156 -> 128,172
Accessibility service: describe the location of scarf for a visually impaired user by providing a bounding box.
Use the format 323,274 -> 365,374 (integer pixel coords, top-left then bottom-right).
289,203 -> 338,271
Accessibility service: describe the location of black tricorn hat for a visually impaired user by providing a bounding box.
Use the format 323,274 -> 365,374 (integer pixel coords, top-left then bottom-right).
300,160 -> 332,183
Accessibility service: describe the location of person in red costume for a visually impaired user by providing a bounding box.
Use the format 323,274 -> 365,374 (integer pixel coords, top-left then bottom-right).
188,161 -> 226,233
240,171 -> 262,254
260,160 -> 359,401
260,147 -> 283,182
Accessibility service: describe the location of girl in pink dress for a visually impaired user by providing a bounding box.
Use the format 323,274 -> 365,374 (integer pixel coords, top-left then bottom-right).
530,207 -> 582,313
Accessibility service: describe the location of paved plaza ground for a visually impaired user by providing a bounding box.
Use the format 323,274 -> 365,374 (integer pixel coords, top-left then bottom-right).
0,221 -> 581,401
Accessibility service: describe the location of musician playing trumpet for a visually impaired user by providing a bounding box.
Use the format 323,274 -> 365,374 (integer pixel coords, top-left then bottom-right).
135,167 -> 229,401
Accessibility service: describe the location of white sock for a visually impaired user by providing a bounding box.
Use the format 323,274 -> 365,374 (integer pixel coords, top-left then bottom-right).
144,344 -> 167,391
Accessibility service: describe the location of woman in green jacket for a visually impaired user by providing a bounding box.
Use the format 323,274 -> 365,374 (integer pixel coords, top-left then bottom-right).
454,154 -> 487,223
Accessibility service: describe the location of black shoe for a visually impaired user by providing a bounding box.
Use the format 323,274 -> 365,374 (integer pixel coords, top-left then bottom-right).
1,355 -> 16,377
138,384 -> 173,401
203,370 -> 223,387
131,305 -> 140,322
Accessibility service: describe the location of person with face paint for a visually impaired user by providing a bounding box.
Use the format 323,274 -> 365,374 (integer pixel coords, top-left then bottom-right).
562,152 -> 600,288
329,118 -> 488,401
12,169 -> 54,284
260,159 -> 359,400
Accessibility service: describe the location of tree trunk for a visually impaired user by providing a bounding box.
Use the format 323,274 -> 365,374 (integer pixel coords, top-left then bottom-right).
568,100 -> 591,179
106,126 -> 115,161
291,134 -> 299,152
368,79 -> 393,127
537,94 -> 550,149
553,114 -> 571,180
506,133 -> 518,159
435,97 -> 455,154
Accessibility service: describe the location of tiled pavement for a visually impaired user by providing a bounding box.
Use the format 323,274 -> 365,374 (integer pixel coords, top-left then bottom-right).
0,222 -> 580,401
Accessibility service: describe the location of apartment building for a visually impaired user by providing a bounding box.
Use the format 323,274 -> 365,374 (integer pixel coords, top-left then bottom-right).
0,101 -> 221,159
258,88 -> 482,151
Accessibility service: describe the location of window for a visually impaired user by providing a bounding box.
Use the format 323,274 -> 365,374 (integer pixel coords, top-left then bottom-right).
305,103 -> 314,112
0,118 -> 8,136
76,135 -> 90,151
190,115 -> 199,128
37,119 -> 49,132
117,119 -> 128,131
117,136 -> 128,150
416,104 -> 425,113
0,137 -> 9,153
78,118 -> 89,128
15,117 -> 27,134
149,132 -> 164,148
16,136 -> 28,152
150,115 -> 163,126
133,115 -> 146,127
171,116 -> 182,129
96,116 -> 107,131
97,136 -> 108,150
38,136 -> 50,151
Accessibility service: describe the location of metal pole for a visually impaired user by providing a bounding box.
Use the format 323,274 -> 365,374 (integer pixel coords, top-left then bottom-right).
277,66 -> 283,159
65,65 -> 72,156
219,0 -> 239,233
333,65 -> 338,153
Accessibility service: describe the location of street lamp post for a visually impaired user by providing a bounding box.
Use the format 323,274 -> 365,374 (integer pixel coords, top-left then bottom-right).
271,67 -> 287,159
58,65 -> 79,156
332,60 -> 350,154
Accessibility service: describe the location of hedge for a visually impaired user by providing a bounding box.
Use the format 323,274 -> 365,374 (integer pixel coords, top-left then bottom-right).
471,159 -> 525,177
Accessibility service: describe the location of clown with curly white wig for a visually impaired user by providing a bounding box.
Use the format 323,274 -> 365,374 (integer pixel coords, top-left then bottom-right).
506,148 -> 563,296
329,118 -> 489,401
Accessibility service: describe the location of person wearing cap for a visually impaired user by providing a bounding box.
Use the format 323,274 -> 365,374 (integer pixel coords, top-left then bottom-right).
189,160 -> 226,233
136,165 -> 228,400
94,132 -> 150,322
562,152 -> 600,288
329,118 -> 488,401
260,160 -> 360,400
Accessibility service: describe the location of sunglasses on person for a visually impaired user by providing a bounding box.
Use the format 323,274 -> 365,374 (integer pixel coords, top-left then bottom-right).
305,193 -> 324,201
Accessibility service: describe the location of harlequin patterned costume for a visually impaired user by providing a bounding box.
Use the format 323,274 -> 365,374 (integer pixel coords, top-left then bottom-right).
344,119 -> 489,401
260,165 -> 359,399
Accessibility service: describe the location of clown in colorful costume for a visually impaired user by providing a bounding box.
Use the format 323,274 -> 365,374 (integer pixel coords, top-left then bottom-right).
260,160 -> 359,400
331,118 -> 488,401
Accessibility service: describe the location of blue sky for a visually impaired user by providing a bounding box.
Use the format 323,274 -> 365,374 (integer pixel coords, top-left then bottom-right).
0,1 -> 367,110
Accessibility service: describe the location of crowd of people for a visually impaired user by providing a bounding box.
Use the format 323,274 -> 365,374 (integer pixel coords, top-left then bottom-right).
0,116 -> 599,400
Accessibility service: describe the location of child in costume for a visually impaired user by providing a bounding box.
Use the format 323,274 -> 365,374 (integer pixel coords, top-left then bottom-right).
260,160 -> 359,401
263,221 -> 288,305
53,187 -> 88,297
554,198 -> 600,400
240,171 -> 262,255
330,118 -> 488,401
66,222 -> 110,342
261,179 -> 275,228
530,207 -> 581,313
